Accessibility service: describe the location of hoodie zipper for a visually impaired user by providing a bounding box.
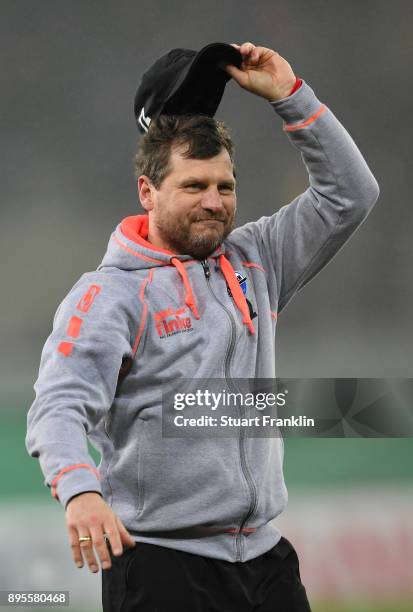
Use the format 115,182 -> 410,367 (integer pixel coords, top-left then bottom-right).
201,259 -> 235,379
201,259 -> 257,561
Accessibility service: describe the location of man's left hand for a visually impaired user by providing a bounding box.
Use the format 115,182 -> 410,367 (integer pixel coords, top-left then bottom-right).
223,42 -> 296,102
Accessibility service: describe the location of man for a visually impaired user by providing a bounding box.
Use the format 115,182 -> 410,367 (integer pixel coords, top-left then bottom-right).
26,42 -> 379,611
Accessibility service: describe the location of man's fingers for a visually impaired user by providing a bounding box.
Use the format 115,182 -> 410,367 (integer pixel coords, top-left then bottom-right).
78,530 -> 100,573
89,525 -> 112,571
239,41 -> 256,58
116,515 -> 136,549
68,526 -> 84,568
65,494 -> 131,573
69,524 -> 100,573
231,41 -> 256,60
230,42 -> 260,70
103,522 -> 124,557
68,522 -> 124,573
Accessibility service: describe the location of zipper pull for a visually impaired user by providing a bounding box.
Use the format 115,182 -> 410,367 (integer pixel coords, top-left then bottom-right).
201,259 -> 211,279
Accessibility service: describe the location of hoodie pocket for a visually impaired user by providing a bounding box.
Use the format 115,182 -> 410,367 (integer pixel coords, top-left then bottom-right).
130,426 -> 250,532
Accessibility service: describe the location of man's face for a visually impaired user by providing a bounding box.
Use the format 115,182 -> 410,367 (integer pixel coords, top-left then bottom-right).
146,146 -> 237,260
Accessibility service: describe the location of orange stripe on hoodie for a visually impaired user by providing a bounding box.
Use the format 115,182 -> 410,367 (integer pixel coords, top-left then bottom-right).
66,316 -> 83,338
283,104 -> 326,132
58,341 -> 73,357
132,270 -> 153,356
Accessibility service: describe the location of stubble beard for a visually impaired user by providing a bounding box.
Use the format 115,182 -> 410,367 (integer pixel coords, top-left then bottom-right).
155,212 -> 235,260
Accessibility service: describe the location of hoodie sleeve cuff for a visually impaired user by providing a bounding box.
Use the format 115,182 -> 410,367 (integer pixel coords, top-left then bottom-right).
268,80 -> 323,125
51,463 -> 103,510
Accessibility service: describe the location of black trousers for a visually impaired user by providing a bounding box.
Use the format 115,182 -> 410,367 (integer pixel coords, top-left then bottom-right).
101,536 -> 312,611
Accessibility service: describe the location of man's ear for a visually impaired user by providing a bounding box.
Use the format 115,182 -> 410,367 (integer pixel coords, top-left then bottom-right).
138,175 -> 156,212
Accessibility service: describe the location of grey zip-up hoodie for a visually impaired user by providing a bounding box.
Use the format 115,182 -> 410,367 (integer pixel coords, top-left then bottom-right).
25,81 -> 379,563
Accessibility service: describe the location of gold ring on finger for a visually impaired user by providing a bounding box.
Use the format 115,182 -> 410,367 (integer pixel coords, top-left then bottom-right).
79,536 -> 92,544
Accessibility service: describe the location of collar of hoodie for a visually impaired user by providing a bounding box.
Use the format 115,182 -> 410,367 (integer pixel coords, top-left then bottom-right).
111,214 -> 255,335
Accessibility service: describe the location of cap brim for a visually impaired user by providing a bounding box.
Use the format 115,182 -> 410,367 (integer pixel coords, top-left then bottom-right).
163,42 -> 242,117
191,42 -> 243,73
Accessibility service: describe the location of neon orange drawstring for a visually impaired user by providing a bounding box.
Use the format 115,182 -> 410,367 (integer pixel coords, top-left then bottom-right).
171,254 -> 254,333
171,257 -> 200,320
219,254 -> 255,334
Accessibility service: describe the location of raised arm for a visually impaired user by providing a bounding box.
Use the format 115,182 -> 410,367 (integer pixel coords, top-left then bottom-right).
225,42 -> 379,311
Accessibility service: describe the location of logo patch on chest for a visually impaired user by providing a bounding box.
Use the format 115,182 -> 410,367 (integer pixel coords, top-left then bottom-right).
227,271 -> 247,297
227,271 -> 258,321
154,306 -> 194,339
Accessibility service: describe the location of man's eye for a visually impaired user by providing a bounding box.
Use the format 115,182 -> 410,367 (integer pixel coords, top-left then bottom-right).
184,183 -> 234,192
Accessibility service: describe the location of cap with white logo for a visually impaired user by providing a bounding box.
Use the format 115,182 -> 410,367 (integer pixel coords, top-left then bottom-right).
134,43 -> 242,134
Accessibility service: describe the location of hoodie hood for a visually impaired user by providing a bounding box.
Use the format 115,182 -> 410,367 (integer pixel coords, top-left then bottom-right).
98,214 -> 226,272
97,214 -> 255,333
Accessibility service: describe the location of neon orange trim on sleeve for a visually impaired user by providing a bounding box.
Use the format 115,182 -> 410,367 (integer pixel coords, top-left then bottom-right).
66,316 -> 83,338
51,463 -> 101,500
283,104 -> 327,132
58,341 -> 73,356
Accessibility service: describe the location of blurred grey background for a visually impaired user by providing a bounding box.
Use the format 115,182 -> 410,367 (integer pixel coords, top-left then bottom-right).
1,0 -> 412,388
1,1 -> 412,610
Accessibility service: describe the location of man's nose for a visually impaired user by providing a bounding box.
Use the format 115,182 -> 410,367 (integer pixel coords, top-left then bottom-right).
200,187 -> 224,212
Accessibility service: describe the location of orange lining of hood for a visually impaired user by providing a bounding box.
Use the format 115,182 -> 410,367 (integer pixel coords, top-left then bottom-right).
120,214 -> 224,259
119,214 -> 254,334
121,215 -> 178,257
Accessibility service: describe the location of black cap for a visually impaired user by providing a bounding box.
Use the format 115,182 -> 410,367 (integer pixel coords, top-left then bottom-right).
134,42 -> 242,134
